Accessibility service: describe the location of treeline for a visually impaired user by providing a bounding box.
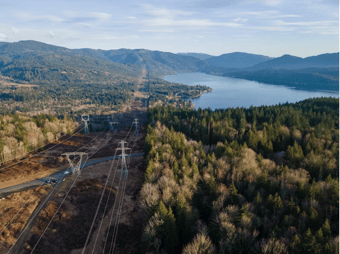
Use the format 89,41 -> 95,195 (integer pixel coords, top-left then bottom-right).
147,78 -> 211,106
147,97 -> 339,180
223,68 -> 339,92
140,97 -> 339,253
0,113 -> 78,163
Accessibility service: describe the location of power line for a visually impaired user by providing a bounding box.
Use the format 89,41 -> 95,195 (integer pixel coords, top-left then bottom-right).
110,136 -> 138,253
101,158 -> 124,254
0,125 -> 85,172
91,155 -> 120,254
109,173 -> 128,254
81,150 -> 118,254
6,127 -> 110,253
0,162 -> 63,240
101,120 -> 140,254
28,127 -> 113,253
82,138 -> 131,254
29,156 -> 88,253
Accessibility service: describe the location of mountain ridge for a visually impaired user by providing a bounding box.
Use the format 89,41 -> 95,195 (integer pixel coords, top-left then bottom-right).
204,52 -> 273,68
245,52 -> 339,71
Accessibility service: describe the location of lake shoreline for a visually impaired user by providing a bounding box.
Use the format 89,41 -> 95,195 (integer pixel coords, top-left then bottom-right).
163,72 -> 339,110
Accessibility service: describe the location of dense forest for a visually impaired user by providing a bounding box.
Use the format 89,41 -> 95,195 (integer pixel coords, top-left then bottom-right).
141,97 -> 339,253
0,113 -> 78,163
223,68 -> 339,92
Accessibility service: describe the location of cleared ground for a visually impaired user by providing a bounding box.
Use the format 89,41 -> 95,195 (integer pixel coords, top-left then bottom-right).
0,99 -> 147,254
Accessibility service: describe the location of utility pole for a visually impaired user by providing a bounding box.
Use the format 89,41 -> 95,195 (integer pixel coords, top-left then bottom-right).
81,115 -> 90,134
133,118 -> 139,137
116,141 -> 130,178
61,152 -> 88,175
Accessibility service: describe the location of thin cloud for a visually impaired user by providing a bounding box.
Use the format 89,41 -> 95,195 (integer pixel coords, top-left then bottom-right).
252,26 -> 295,31
262,0 -> 282,6
271,20 -> 339,34
89,12 -> 112,20
273,19 -> 338,26
142,18 -> 242,28
273,15 -> 302,18
16,12 -> 64,22
141,4 -> 195,18
237,10 -> 278,16
233,17 -> 248,22
12,27 -> 19,33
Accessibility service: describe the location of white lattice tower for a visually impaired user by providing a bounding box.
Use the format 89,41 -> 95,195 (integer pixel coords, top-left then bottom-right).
133,118 -> 139,137
81,115 -> 90,134
115,141 -> 130,178
61,152 -> 88,174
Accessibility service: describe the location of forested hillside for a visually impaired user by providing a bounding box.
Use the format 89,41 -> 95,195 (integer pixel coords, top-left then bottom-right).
141,97 -> 339,253
223,68 -> 339,91
204,52 -> 272,69
0,41 -> 214,115
244,53 -> 339,71
76,48 -> 214,76
0,113 -> 78,164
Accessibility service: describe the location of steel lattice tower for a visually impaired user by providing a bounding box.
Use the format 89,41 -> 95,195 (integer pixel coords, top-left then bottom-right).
116,141 -> 130,178
81,115 -> 90,134
61,152 -> 88,175
133,118 -> 139,137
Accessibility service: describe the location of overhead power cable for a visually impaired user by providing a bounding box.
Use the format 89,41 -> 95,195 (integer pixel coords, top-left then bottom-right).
6,127 -> 110,253
0,125 -> 85,172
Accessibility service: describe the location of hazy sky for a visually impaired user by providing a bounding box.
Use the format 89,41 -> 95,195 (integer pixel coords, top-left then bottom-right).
0,0 -> 338,57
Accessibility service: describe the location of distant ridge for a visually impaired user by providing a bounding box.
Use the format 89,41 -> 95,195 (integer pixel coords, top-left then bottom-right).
177,52 -> 213,60
0,40 -> 338,92
204,52 -> 272,68
246,53 -> 339,71
77,48 -> 214,76
0,40 -> 216,82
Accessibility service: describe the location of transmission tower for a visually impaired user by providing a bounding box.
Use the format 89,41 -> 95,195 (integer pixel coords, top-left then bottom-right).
109,122 -> 119,134
81,115 -> 90,134
61,152 -> 88,175
133,118 -> 139,137
116,141 -> 130,178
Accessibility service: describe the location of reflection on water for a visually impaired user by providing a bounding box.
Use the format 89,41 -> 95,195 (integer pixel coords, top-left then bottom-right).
164,72 -> 339,110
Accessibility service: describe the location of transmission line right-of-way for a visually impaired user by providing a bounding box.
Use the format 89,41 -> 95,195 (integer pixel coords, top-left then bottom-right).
109,125 -> 139,254
6,117 -> 141,254
0,124 -> 85,172
6,126 -> 111,253
104,124 -> 139,254
81,122 -> 134,254
25,126 -> 113,253
27,124 -> 133,253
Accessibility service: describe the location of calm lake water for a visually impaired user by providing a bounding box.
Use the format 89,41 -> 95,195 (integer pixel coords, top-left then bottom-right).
163,72 -> 339,110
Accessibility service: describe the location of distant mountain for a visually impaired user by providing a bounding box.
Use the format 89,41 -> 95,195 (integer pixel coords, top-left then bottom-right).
0,41 -> 141,85
204,52 -> 272,68
246,53 -> 339,71
76,48 -> 215,76
1,40 -> 338,94
177,53 -> 213,60
0,40 -> 219,85
224,67 -> 339,91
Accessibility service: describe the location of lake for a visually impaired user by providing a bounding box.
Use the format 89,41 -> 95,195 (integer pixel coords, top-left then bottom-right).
163,72 -> 339,110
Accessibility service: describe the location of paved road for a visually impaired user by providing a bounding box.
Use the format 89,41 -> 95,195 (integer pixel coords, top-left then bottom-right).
0,153 -> 143,196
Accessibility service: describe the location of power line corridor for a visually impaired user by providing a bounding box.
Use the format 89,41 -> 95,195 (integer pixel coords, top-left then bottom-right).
4,119 -> 144,254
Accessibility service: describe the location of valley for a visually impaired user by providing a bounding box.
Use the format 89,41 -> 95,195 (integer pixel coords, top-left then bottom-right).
0,40 -> 338,254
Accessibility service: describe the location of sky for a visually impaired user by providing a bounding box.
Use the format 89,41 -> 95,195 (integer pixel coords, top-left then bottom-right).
0,0 -> 338,57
